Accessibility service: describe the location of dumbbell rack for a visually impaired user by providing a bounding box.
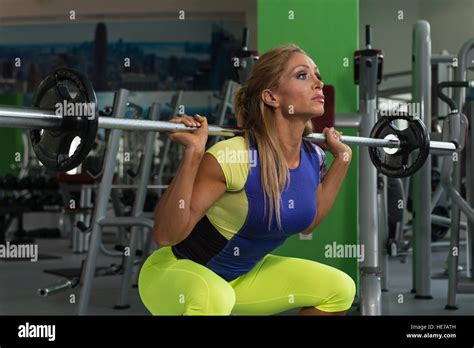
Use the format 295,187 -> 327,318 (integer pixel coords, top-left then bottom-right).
0,175 -> 62,246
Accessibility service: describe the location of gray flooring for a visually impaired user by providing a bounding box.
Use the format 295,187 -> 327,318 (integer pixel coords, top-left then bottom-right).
379,244 -> 474,315
0,237 -> 147,315
0,236 -> 473,315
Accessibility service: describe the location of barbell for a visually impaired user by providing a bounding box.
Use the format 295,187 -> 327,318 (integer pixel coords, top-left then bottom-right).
0,68 -> 458,178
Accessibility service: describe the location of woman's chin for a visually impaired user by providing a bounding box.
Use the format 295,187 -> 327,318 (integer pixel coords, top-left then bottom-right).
310,107 -> 325,118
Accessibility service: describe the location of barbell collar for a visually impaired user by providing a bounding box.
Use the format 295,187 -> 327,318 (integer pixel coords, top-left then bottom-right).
429,140 -> 457,155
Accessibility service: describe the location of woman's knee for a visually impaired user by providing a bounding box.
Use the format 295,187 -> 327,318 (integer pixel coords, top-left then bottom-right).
201,281 -> 236,315
181,277 -> 235,315
337,271 -> 356,307
317,268 -> 356,312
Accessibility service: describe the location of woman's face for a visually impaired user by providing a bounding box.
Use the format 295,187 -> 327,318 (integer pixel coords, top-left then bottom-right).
268,52 -> 325,119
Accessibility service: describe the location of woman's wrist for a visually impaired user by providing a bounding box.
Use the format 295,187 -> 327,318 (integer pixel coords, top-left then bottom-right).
184,145 -> 205,161
332,150 -> 352,162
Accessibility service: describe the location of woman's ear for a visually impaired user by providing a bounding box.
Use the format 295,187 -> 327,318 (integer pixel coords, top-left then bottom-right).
261,89 -> 279,108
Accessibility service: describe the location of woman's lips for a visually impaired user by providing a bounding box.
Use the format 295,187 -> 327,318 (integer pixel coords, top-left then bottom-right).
312,96 -> 325,103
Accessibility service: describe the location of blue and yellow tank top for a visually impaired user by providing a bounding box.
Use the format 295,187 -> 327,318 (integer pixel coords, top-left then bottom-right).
171,136 -> 327,281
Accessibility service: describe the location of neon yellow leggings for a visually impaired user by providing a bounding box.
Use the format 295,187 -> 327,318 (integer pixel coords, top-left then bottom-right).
138,246 -> 356,315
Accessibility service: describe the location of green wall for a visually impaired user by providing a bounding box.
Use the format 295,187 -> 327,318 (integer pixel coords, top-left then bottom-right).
258,0 -> 360,284
0,95 -> 24,176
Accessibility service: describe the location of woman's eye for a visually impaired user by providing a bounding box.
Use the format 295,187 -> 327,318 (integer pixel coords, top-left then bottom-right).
297,72 -> 307,79
297,72 -> 323,81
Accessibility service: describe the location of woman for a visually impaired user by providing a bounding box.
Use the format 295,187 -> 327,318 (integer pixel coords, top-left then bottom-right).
138,44 -> 356,316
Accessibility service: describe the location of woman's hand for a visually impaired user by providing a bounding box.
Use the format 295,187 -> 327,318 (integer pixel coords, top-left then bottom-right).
167,114 -> 208,153
321,127 -> 352,160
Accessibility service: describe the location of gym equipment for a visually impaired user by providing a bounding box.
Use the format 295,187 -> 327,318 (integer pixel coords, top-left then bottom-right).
430,168 -> 450,242
17,177 -> 32,190
208,79 -> 240,147
443,38 -> 474,309
0,69 -> 457,178
396,21 -> 474,302
356,24 -> 383,315
156,90 -> 184,196
120,190 -> 158,212
407,22 -> 474,305
76,99 -> 159,314
31,177 -> 46,190
354,25 -> 383,85
232,28 -> 259,84
368,115 -> 430,178
410,21 -> 436,299
1,174 -> 18,190
386,177 -> 410,257
29,68 -> 98,172
377,175 -> 389,291
38,278 -> 80,297
39,261 -> 120,297
431,205 -> 450,241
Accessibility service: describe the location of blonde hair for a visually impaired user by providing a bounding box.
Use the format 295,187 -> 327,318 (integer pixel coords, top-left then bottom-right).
234,44 -> 314,230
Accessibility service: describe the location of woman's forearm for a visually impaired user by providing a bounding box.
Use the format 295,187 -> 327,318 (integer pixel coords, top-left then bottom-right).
316,155 -> 351,223
153,147 -> 204,245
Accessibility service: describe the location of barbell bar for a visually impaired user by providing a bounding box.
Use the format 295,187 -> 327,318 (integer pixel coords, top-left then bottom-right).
0,103 -> 456,151
0,68 -> 459,178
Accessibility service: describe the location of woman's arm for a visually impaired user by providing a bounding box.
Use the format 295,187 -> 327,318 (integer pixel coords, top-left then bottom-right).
153,115 -> 227,246
153,151 -> 227,246
314,154 -> 351,225
302,127 -> 352,234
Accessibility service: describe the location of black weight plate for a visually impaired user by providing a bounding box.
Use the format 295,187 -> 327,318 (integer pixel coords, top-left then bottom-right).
369,115 -> 430,178
30,68 -> 98,171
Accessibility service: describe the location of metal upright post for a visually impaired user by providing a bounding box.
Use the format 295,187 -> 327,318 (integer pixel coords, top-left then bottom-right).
453,39 -> 474,279
467,101 -> 474,280
412,21 -> 433,299
446,39 -> 474,308
209,80 -> 239,146
157,91 -> 183,196
359,25 -> 382,315
379,176 -> 389,291
115,103 -> 160,309
77,89 -> 130,315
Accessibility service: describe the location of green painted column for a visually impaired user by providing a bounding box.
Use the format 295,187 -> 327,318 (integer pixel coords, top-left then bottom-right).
258,0 -> 360,284
0,95 -> 24,176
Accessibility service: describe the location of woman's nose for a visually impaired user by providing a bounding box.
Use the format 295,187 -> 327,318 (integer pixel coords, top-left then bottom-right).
313,77 -> 323,89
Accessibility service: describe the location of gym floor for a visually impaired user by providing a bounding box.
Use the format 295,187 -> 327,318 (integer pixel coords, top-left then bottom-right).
1,230 -> 472,316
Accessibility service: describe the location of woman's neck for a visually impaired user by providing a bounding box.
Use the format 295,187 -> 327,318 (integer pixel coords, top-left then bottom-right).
274,112 -> 306,169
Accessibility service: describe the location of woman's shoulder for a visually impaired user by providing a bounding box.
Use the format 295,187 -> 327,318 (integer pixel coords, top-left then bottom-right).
206,136 -> 250,192
206,136 -> 248,155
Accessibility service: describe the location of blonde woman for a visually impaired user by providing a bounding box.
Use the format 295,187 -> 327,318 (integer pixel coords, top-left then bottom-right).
139,44 -> 356,316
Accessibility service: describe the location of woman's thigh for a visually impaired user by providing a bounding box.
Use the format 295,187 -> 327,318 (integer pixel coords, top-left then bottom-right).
138,247 -> 235,315
230,254 -> 356,315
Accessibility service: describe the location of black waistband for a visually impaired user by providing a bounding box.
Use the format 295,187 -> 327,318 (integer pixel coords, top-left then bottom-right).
171,214 -> 229,266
